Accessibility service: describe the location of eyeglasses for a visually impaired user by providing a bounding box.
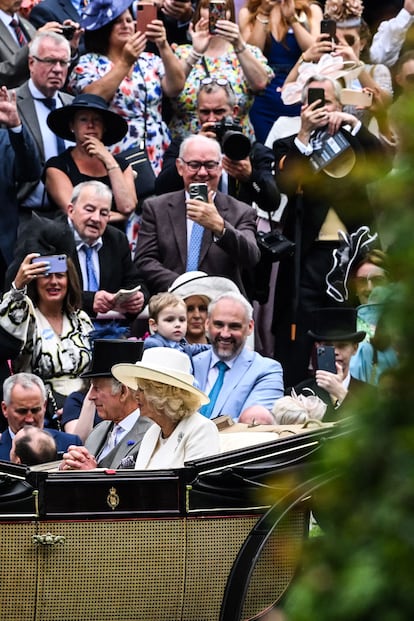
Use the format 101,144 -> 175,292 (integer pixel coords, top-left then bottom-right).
354,274 -> 387,288
180,159 -> 220,171
32,56 -> 71,67
14,407 -> 43,415
343,34 -> 357,47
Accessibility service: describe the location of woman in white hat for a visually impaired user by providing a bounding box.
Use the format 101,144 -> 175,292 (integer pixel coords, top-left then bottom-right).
112,348 -> 220,469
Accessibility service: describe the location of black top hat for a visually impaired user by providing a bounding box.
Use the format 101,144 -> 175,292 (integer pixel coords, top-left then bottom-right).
308,308 -> 366,343
81,339 -> 144,378
47,94 -> 128,146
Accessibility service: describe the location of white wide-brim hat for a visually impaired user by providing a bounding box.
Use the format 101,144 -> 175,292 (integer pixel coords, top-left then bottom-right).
168,271 -> 240,301
111,348 -> 210,405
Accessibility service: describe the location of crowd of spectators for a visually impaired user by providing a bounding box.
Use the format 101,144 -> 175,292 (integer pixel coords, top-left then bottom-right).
0,0 -> 410,467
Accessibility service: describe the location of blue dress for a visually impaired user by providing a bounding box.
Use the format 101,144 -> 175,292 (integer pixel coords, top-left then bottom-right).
249,31 -> 302,144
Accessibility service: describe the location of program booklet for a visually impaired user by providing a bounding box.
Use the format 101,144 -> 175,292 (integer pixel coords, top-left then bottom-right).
113,284 -> 141,305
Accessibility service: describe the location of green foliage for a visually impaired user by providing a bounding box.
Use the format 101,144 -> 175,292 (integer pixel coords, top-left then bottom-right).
282,99 -> 414,621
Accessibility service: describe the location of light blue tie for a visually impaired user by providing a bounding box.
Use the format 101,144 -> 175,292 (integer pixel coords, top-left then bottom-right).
84,245 -> 99,291
200,361 -> 228,418
186,222 -> 204,272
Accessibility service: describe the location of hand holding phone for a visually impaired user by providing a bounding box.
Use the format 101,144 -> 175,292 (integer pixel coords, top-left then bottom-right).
31,254 -> 68,275
320,19 -> 336,38
189,183 -> 209,202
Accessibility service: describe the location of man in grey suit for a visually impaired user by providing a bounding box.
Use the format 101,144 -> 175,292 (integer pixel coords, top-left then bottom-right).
16,31 -> 73,214
135,134 -> 260,296
0,0 -> 80,88
60,339 -> 153,470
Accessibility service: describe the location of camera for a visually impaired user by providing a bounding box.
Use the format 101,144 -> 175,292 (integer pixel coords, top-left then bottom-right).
61,25 -> 76,40
210,116 -> 251,161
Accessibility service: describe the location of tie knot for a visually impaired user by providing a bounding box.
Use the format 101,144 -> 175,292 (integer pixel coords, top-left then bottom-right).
10,18 -> 18,26
83,245 -> 93,257
216,361 -> 228,373
42,97 -> 57,111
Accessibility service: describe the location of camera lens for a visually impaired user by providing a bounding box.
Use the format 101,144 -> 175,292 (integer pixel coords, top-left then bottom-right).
221,131 -> 251,160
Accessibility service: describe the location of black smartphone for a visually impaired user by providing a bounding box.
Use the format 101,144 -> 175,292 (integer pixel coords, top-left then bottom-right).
61,25 -> 76,40
189,183 -> 208,202
320,18 -> 336,38
307,87 -> 325,108
316,345 -> 337,374
32,254 -> 68,275
209,0 -> 226,34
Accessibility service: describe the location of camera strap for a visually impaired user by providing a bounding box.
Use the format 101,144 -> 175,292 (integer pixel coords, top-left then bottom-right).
201,56 -> 210,78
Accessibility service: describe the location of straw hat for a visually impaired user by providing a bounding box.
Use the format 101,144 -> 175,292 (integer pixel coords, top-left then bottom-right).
112,348 -> 210,405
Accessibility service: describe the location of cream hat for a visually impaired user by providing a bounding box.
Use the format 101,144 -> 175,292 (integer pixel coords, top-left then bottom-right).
168,271 -> 240,301
111,348 -> 210,405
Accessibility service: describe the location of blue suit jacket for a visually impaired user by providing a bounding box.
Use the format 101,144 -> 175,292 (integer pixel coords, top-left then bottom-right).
0,427 -> 82,462
192,348 -> 284,419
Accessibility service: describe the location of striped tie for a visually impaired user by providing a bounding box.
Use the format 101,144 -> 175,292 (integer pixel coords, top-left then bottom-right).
186,222 -> 204,272
10,18 -> 27,47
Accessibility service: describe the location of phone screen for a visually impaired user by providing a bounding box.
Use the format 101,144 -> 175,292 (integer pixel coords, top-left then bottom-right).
209,1 -> 226,33
136,2 -> 157,33
307,87 -> 325,108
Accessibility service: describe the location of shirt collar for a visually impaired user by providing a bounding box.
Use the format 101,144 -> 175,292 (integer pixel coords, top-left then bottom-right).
67,217 -> 103,252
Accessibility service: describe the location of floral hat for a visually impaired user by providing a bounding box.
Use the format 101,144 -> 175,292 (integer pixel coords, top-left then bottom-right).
324,0 -> 364,28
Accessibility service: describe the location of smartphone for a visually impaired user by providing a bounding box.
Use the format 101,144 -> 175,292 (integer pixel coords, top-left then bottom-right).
340,88 -> 373,108
135,2 -> 157,33
209,0 -> 227,34
189,183 -> 208,202
320,18 -> 336,38
32,254 -> 68,275
316,345 -> 337,374
307,87 -> 325,108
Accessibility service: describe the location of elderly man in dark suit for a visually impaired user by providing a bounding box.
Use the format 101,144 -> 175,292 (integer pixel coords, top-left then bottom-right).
7,181 -> 149,321
59,339 -> 153,470
135,134 -> 261,296
16,31 -> 73,214
0,373 -> 81,462
0,0 -> 80,88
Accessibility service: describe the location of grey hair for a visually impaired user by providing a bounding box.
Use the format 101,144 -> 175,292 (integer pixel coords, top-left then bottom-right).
197,81 -> 236,108
71,180 -> 113,206
301,74 -> 342,104
3,373 -> 47,405
208,292 -> 253,322
179,135 -> 222,161
29,32 -> 71,58
109,378 -> 123,395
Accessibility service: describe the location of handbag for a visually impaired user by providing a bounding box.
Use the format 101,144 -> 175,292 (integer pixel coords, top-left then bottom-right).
122,143 -> 156,199
121,62 -> 156,202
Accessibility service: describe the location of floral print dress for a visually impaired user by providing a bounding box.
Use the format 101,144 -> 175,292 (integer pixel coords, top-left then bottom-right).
169,44 -> 274,141
68,53 -> 170,175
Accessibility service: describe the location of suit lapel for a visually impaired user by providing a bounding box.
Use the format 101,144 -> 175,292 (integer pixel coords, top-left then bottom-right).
0,20 -> 19,54
16,84 -> 45,158
168,192 -> 187,269
198,191 -> 229,265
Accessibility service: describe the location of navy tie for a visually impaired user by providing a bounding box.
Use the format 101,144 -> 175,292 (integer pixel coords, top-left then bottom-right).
200,361 -> 228,418
83,246 -> 99,291
186,222 -> 204,272
40,98 -> 67,154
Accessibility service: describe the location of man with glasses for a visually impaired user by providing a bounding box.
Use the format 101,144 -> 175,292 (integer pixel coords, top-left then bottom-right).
0,0 -> 80,89
155,79 -> 279,214
0,373 -> 82,462
135,133 -> 260,295
16,32 -> 74,216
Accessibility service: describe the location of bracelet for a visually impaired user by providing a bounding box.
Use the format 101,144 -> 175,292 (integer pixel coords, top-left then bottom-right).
107,164 -> 120,172
11,280 -> 27,294
256,14 -> 269,24
298,53 -> 309,64
287,13 -> 299,25
234,42 -> 247,54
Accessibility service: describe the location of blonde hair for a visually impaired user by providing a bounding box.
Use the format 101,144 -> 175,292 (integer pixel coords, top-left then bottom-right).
138,379 -> 201,422
148,292 -> 187,322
